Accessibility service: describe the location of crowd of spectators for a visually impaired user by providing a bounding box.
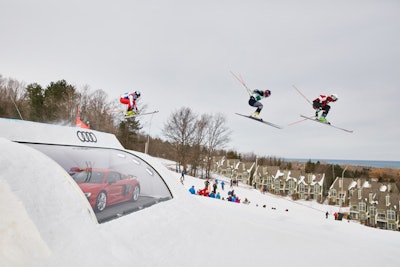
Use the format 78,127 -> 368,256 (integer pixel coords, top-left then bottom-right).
189,178 -> 245,204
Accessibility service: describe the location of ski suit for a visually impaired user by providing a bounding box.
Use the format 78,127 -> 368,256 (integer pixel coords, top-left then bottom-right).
248,90 -> 267,114
120,93 -> 138,111
312,95 -> 336,117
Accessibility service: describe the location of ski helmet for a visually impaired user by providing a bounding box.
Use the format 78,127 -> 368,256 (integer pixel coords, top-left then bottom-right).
264,90 -> 271,97
331,94 -> 338,101
134,91 -> 141,98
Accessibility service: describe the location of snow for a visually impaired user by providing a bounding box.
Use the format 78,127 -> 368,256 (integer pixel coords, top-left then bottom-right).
1,138 -> 400,267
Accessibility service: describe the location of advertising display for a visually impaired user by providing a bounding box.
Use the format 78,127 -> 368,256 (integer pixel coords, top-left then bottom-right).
0,118 -> 172,223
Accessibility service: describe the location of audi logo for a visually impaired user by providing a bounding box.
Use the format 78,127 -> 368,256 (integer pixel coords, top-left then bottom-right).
76,131 -> 97,143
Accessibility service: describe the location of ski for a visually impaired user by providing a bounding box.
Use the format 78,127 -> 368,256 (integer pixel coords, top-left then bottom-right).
300,115 -> 353,133
235,113 -> 282,129
124,110 -> 159,119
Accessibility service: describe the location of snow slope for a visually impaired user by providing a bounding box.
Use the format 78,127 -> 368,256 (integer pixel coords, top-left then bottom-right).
1,138 -> 400,267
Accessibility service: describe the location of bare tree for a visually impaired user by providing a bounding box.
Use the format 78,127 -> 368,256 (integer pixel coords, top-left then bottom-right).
79,88 -> 115,132
189,113 -> 210,177
163,107 -> 198,172
204,113 -> 231,178
0,76 -> 26,119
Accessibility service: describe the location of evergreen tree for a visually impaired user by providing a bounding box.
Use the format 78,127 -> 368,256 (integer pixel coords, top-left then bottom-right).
25,83 -> 44,121
43,80 -> 79,122
117,119 -> 142,150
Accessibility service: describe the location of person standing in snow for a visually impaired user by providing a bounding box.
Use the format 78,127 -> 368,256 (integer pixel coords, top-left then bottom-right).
212,182 -> 217,194
204,179 -> 210,189
334,212 -> 338,220
180,169 -> 185,184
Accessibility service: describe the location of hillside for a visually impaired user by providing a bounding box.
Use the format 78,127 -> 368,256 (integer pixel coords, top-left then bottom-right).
1,139 -> 400,267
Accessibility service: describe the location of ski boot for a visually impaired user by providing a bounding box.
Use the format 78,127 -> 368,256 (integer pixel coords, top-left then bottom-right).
251,111 -> 263,121
318,116 -> 329,124
252,111 -> 260,118
126,110 -> 136,116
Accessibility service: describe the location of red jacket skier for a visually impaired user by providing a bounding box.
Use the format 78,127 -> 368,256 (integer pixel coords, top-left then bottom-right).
312,94 -> 338,123
120,91 -> 141,116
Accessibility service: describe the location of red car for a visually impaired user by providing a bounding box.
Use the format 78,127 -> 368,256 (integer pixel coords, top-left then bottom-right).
71,168 -> 140,212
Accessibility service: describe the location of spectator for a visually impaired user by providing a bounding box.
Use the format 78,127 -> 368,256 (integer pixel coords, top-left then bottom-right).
198,188 -> 209,197
325,211 -> 329,219
204,179 -> 210,189
209,192 -> 216,198
189,186 -> 196,195
180,169 -> 185,184
212,182 -> 217,194
221,181 -> 225,190
228,190 -> 235,196
216,192 -> 221,199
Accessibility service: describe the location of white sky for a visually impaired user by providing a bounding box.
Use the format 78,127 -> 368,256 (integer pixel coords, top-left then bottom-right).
1,0 -> 399,161
2,138 -> 400,266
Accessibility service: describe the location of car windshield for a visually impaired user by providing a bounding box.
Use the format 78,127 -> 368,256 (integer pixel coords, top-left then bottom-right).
71,170 -> 104,184
27,144 -> 173,222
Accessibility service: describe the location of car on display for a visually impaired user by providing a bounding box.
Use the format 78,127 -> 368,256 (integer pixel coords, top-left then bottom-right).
71,168 -> 140,212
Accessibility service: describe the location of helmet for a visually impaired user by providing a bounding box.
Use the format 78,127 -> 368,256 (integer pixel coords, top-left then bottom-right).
264,90 -> 271,97
134,91 -> 141,98
331,94 -> 338,101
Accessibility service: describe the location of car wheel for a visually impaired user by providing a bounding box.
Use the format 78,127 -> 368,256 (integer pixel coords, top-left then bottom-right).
131,185 -> 140,202
95,191 -> 107,212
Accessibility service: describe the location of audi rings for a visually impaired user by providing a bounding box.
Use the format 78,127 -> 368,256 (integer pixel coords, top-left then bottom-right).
76,131 -> 97,143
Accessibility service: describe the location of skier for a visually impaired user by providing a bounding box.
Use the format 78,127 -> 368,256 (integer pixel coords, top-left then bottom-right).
248,89 -> 271,117
120,91 -> 141,116
312,94 -> 338,123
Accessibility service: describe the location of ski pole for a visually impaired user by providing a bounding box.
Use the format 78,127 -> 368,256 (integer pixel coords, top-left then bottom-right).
287,118 -> 308,126
230,71 -> 252,96
292,85 -> 312,106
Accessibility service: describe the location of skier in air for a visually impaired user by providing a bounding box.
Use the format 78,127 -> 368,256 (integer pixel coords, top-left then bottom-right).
120,91 -> 141,116
249,89 -> 271,117
312,94 -> 338,123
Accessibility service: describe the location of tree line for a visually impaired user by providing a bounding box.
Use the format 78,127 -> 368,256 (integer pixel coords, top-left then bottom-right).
0,75 -> 119,132
1,74 -> 397,184
0,75 -> 231,178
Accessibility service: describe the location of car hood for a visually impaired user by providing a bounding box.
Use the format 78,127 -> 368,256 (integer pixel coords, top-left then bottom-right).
78,183 -> 103,192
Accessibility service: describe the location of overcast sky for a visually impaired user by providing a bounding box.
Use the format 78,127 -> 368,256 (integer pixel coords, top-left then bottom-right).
1,0 -> 399,161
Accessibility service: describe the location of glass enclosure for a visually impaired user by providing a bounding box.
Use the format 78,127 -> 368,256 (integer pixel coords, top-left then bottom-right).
27,143 -> 172,223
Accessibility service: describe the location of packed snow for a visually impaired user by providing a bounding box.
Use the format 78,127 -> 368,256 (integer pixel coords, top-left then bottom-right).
1,137 -> 400,267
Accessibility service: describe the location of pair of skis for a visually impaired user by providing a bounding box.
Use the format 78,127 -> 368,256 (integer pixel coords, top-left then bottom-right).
235,112 -> 352,133
231,71 -> 353,133
292,85 -> 353,133
124,110 -> 159,119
